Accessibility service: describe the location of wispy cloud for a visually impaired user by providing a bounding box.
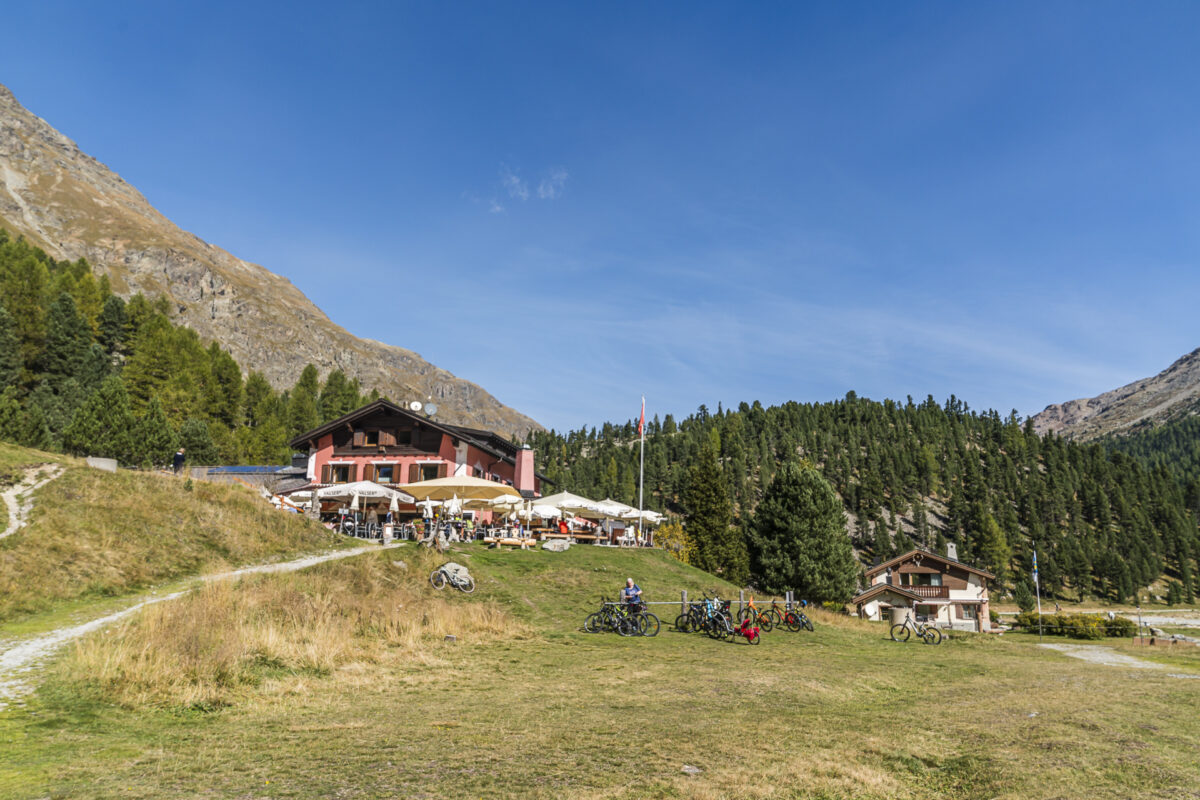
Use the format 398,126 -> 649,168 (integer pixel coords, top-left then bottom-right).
537,167 -> 569,199
500,165 -> 528,201
489,199 -> 504,214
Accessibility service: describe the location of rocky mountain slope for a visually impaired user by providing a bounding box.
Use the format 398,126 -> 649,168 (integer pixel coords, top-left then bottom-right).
1030,347 -> 1200,440
0,83 -> 539,439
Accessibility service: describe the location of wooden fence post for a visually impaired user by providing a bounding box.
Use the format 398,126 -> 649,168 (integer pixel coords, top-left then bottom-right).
786,590 -> 793,610
739,589 -> 745,617
681,589 -> 687,618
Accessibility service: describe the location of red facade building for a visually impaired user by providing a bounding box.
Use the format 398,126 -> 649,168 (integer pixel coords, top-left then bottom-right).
288,399 -> 544,498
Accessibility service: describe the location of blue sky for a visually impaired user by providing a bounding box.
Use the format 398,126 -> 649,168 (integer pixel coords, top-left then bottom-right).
3,3 -> 1199,431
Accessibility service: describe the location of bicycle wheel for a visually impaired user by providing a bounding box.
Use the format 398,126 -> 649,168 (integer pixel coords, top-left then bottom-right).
584,613 -> 602,633
781,612 -> 801,632
617,615 -> 639,637
674,613 -> 691,633
748,630 -> 760,645
757,613 -> 773,633
890,623 -> 910,642
737,607 -> 755,625
704,618 -> 722,640
801,615 -> 814,632
923,627 -> 943,645
639,613 -> 660,637
430,570 -> 447,590
458,575 -> 476,594
767,609 -> 783,627
718,617 -> 734,641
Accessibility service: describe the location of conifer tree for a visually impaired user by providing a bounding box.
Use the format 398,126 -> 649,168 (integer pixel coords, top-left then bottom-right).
62,375 -> 136,463
177,418 -> 219,465
682,440 -> 749,584
134,396 -> 178,467
40,293 -> 92,383
0,387 -> 22,442
748,462 -> 858,601
0,303 -> 19,389
98,294 -> 128,358
287,365 -> 321,437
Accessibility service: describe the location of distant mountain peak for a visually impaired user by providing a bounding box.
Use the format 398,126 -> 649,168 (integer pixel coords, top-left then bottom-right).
1030,347 -> 1200,440
0,81 -> 540,438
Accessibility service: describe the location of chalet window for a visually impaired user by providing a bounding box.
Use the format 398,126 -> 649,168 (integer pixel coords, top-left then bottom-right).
419,463 -> 441,482
375,464 -> 396,483
961,605 -> 977,620
330,464 -> 354,483
396,429 -> 412,445
364,430 -> 380,447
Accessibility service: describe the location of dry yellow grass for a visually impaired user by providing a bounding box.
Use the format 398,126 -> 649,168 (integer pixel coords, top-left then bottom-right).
58,549 -> 531,709
0,455 -> 342,620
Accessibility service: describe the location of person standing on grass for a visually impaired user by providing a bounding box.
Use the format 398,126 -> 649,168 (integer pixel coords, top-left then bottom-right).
621,578 -> 643,612
172,447 -> 186,476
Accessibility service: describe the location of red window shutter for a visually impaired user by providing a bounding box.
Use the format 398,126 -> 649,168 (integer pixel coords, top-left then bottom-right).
408,463 -> 419,483
437,462 -> 448,479
362,464 -> 375,482
321,464 -> 331,484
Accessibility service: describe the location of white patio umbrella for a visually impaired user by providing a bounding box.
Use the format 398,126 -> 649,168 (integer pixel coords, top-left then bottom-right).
388,494 -> 399,513
536,491 -> 604,516
349,492 -> 360,511
316,481 -> 415,503
416,498 -> 442,514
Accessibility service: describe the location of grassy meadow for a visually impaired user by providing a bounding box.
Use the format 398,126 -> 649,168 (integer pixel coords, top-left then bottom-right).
2,543 -> 1199,799
0,442 -> 347,623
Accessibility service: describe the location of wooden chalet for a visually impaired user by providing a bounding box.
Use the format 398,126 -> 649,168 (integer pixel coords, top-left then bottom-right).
853,547 -> 995,632
287,399 -> 546,501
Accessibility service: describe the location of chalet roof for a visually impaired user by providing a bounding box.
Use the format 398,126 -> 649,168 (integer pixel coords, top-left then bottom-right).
851,583 -> 923,605
864,548 -> 995,581
287,399 -> 554,484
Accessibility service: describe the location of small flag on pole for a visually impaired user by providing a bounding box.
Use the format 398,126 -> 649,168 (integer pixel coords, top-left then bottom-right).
638,396 -> 645,438
1032,550 -> 1039,587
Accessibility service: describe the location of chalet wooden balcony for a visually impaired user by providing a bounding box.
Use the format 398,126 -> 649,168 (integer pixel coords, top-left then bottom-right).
906,585 -> 949,598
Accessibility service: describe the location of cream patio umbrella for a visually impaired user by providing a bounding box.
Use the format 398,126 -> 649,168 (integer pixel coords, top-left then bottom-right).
316,481 -> 416,504
398,475 -> 521,502
535,491 -> 603,516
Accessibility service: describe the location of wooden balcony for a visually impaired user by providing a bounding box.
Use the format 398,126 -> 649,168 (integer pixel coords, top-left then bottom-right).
906,585 -> 949,598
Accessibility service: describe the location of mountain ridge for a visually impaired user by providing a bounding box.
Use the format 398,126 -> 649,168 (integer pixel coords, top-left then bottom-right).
0,82 -> 540,439
1030,347 -> 1200,440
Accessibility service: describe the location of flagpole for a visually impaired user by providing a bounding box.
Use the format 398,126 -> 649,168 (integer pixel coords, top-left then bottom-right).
638,396 -> 645,544
1033,549 -> 1043,641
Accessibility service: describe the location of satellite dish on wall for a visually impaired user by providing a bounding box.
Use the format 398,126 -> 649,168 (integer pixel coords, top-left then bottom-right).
424,403 -> 438,417
409,400 -> 423,412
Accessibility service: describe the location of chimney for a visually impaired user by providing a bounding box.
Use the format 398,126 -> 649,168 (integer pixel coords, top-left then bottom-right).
946,542 -> 958,561
514,445 -> 536,495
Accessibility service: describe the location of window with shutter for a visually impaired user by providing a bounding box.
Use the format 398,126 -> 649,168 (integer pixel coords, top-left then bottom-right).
408,463 -> 420,483
362,464 -> 375,482
437,462 -> 448,479
353,430 -> 365,447
321,464 -> 331,484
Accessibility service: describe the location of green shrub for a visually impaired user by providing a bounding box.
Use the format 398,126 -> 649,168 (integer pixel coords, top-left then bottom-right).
1013,611 -> 1132,639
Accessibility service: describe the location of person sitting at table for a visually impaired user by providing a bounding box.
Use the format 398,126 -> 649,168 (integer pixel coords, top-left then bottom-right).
558,518 -> 570,535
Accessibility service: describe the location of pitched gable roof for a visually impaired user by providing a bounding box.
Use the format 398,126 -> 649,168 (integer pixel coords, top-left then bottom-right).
851,583 -> 923,605
864,548 -> 995,581
287,399 -> 553,484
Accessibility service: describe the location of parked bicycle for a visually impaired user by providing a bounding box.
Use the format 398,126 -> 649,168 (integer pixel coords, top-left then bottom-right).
584,595 -> 659,637
430,562 -> 476,593
890,615 -> 942,644
736,596 -> 774,633
766,599 -> 804,632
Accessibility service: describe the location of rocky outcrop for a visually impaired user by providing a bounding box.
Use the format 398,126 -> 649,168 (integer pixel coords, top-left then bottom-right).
0,83 -> 539,438
1030,348 -> 1200,440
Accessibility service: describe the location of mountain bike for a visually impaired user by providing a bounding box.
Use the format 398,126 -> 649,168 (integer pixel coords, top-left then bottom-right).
767,599 -> 803,632
736,595 -> 774,632
890,615 -> 942,644
430,563 -> 476,593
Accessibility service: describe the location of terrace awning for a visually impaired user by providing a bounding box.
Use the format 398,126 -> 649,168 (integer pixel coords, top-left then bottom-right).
316,481 -> 415,503
399,475 -> 521,501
